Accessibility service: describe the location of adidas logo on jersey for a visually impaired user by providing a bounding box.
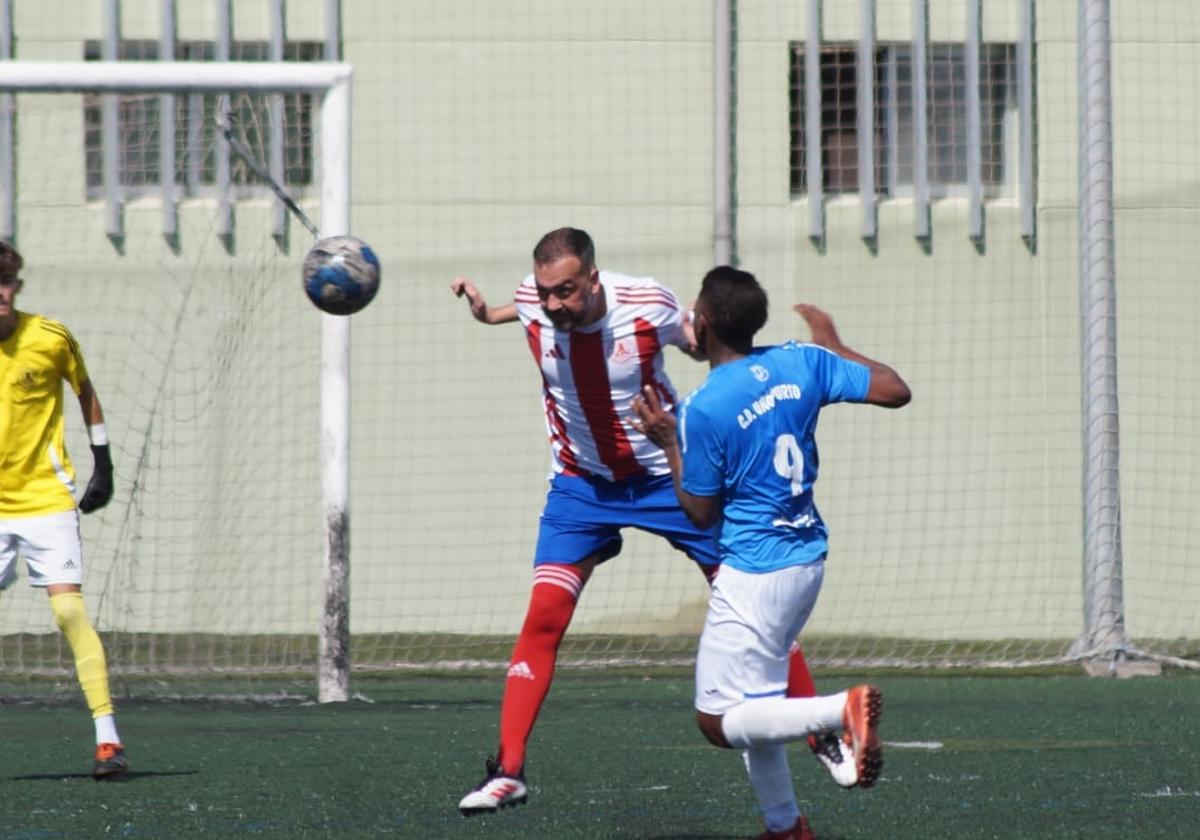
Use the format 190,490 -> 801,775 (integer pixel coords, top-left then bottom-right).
62,558 -> 78,569
506,661 -> 535,680
543,345 -> 565,360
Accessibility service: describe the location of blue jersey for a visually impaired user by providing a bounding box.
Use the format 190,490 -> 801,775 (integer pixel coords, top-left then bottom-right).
677,341 -> 870,574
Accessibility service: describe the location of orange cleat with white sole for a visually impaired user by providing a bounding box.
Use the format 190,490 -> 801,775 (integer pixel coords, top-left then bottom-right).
842,684 -> 883,788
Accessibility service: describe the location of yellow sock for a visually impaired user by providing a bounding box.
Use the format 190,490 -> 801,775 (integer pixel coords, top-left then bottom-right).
49,592 -> 115,718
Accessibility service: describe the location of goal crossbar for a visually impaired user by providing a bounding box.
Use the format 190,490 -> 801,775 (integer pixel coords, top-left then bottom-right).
0,60 -> 351,94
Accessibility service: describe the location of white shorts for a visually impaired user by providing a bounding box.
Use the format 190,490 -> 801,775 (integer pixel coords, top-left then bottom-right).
0,510 -> 85,590
694,561 -> 824,715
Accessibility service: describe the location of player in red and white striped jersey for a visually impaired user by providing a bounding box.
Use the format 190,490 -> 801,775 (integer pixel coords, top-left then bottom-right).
514,266 -> 689,482
452,228 -> 847,816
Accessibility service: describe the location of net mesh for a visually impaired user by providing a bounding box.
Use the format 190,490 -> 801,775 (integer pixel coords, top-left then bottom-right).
0,88 -> 322,697
1,1 -> 1197,701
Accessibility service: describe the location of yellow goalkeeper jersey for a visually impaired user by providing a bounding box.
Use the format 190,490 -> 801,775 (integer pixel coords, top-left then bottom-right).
0,312 -> 89,516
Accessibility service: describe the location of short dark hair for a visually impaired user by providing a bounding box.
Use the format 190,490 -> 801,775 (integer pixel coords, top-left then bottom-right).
698,265 -> 768,349
0,240 -> 23,279
533,227 -> 595,270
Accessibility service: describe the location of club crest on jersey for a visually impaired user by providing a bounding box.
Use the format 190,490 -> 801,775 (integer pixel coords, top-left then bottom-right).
751,365 -> 770,382
11,368 -> 37,392
610,339 -> 634,362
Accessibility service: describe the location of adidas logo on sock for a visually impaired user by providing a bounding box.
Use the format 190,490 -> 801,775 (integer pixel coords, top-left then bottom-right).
506,661 -> 535,680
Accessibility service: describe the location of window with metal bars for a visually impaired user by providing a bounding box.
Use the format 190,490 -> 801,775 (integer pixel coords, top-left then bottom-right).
789,42 -> 1018,198
83,39 -> 322,199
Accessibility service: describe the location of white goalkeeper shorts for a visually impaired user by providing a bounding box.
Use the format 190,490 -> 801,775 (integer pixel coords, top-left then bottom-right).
694,560 -> 824,715
0,510 -> 85,590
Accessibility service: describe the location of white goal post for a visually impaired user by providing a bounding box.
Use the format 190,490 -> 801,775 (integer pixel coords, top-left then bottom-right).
0,61 -> 354,703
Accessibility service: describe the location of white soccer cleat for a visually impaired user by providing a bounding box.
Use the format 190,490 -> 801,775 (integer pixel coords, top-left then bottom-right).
807,731 -> 859,788
458,757 -> 529,816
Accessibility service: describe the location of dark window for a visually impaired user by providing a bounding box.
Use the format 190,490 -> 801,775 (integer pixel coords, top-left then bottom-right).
790,42 -> 1018,198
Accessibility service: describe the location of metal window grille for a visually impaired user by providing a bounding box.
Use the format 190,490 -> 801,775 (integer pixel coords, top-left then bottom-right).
790,42 -> 1018,199
83,39 -> 321,199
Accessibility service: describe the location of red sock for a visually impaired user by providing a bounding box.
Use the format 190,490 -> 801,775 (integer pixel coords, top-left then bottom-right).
786,642 -> 816,697
497,564 -> 583,776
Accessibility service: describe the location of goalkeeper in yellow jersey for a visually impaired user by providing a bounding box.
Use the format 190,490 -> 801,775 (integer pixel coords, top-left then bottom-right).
0,241 -> 127,780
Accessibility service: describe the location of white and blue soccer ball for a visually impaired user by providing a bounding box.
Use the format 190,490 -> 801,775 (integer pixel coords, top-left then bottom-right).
302,235 -> 381,315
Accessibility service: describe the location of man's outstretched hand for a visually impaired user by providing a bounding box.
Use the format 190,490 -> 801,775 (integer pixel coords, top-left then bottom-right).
793,303 -> 843,351
451,276 -> 491,323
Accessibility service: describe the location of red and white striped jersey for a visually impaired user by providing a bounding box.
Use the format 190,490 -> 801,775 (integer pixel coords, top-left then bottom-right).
514,270 -> 689,481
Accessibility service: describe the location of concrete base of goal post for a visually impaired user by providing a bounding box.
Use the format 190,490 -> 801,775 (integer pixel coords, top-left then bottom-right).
1069,631 -> 1164,678
1080,653 -> 1163,679
1081,660 -> 1163,679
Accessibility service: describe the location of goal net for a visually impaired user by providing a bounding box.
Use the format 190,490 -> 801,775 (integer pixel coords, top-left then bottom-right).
0,61 -> 349,699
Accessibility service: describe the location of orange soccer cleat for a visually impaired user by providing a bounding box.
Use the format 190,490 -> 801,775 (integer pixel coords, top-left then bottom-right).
92,742 -> 129,780
842,684 -> 884,788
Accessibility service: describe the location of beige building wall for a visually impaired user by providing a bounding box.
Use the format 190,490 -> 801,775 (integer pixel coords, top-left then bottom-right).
2,1 -> 1195,655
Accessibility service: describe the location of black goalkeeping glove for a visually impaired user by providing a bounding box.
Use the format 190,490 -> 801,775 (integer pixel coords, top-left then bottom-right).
78,443 -> 114,514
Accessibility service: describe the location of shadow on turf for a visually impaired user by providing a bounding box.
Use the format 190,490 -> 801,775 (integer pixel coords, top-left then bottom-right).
646,829 -> 851,840
9,770 -> 199,782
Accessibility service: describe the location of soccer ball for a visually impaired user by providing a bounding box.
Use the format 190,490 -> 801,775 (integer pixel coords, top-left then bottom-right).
302,235 -> 381,315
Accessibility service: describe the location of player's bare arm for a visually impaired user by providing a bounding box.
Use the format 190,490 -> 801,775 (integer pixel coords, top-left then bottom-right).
451,276 -> 518,325
793,303 -> 912,409
631,386 -> 721,528
76,379 -> 114,514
